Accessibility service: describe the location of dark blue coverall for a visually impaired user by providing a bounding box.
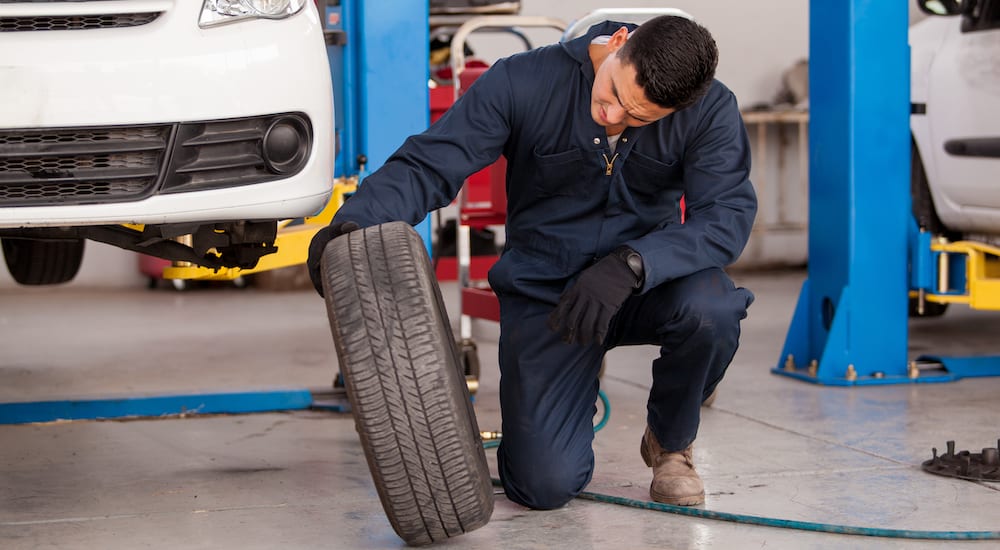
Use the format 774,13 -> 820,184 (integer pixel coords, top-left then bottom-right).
332,21 -> 757,510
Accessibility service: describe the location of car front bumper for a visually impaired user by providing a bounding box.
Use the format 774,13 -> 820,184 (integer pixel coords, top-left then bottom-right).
0,0 -> 334,228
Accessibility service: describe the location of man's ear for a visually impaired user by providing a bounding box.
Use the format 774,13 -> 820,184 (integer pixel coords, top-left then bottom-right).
608,26 -> 630,51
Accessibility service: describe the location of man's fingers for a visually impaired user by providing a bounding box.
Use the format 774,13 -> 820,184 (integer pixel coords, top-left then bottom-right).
307,225 -> 335,297
307,222 -> 361,298
566,296 -> 587,343
577,302 -> 600,346
550,287 -> 614,346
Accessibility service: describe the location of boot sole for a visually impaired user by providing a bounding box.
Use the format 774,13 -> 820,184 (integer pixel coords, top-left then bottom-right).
650,489 -> 705,506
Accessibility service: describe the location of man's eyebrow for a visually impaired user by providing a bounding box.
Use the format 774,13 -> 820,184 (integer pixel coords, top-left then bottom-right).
611,80 -> 653,123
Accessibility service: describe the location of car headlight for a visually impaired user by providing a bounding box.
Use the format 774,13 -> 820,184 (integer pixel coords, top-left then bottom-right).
199,0 -> 308,28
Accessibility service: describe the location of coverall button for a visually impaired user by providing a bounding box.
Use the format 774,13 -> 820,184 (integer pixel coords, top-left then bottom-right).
593,138 -> 600,144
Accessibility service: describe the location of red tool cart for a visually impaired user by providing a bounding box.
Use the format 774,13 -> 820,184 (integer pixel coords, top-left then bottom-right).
441,16 -> 569,377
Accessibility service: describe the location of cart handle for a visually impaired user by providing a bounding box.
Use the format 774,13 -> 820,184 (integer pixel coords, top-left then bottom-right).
449,15 -> 568,102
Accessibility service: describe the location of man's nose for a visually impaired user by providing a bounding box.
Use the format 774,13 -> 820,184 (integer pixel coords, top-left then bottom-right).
605,103 -> 626,124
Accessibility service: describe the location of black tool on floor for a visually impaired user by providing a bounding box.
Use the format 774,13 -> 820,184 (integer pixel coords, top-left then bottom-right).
922,440 -> 1000,482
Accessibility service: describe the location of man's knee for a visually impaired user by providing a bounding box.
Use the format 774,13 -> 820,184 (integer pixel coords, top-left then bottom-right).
687,294 -> 745,335
674,275 -> 753,337
500,461 -> 590,510
498,445 -> 593,510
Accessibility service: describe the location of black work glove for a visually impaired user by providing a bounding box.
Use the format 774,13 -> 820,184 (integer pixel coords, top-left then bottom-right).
307,220 -> 360,297
547,247 -> 643,346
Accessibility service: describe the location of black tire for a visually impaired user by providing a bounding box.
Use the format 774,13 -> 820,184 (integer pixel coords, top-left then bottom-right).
1,237 -> 85,285
908,297 -> 949,318
911,140 -> 940,234
911,139 -> 959,240
909,141 -> 952,319
320,221 -> 493,546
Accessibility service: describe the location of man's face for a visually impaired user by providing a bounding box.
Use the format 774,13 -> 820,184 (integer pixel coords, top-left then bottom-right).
591,34 -> 675,130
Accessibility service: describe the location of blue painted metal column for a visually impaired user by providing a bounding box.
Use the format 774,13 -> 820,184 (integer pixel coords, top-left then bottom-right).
327,0 -> 432,249
357,0 -> 433,249
773,0 -> 912,385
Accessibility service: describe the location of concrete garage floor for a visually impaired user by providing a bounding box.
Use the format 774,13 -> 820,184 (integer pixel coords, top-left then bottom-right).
2,268 -> 1000,549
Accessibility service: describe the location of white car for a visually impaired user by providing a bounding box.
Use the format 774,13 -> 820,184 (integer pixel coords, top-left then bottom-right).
0,0 -> 334,284
910,0 -> 1000,241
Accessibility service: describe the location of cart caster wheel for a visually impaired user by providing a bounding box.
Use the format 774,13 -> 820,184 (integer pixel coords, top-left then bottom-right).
908,297 -> 948,318
457,338 -> 481,393
232,276 -> 247,289
170,278 -> 187,291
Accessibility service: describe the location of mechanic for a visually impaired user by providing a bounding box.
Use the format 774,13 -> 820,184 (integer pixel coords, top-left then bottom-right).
308,15 -> 756,509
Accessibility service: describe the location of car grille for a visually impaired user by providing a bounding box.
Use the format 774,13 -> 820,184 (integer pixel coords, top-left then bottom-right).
0,127 -> 171,206
0,13 -> 160,32
161,116 -> 310,195
0,115 -> 312,207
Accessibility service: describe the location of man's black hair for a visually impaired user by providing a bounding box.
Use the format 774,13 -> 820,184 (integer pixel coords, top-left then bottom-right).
618,15 -> 719,110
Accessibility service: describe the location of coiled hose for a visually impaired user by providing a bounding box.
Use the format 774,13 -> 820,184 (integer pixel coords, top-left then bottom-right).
481,389 -> 1000,541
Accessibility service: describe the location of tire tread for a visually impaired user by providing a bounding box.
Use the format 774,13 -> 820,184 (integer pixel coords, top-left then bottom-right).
321,222 -> 492,546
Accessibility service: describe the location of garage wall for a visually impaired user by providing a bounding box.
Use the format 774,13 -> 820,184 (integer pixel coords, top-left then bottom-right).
464,1 -> 810,109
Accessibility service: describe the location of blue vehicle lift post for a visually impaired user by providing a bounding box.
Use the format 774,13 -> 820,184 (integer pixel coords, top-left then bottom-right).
774,0 -> 1000,385
327,0 -> 432,250
774,0 -> 914,385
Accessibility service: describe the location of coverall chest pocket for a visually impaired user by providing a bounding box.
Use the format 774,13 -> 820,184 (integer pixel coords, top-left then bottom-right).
532,147 -> 589,198
623,150 -> 684,205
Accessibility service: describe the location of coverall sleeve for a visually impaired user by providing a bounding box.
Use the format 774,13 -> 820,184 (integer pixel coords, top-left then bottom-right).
627,89 -> 757,291
331,59 -> 515,228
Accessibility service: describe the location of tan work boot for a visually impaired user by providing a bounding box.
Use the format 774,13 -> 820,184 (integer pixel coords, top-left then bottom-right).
640,428 -> 705,506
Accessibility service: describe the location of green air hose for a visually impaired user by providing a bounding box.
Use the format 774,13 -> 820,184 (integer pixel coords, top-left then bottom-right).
481,389 -> 1000,541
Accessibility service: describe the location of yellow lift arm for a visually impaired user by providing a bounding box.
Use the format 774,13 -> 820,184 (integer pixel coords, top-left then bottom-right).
914,238 -> 1000,310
